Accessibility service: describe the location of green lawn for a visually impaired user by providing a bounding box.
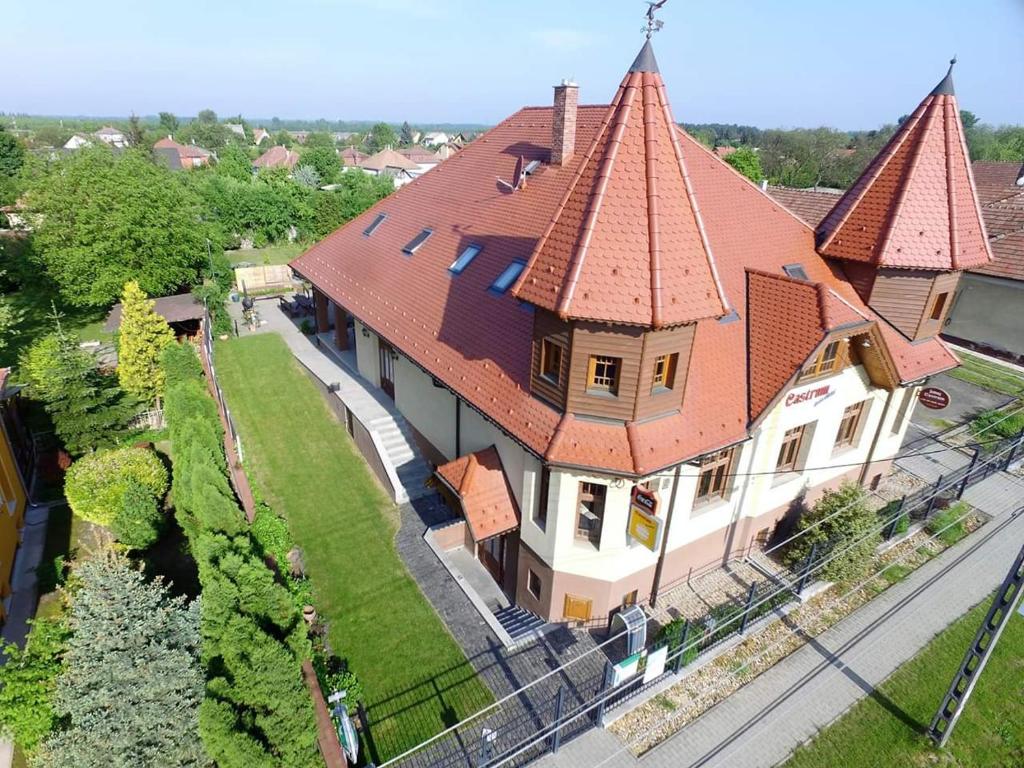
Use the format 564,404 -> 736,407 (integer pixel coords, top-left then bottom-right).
0,282 -> 109,370
214,334 -> 492,761
947,351 -> 1024,398
785,597 -> 1024,767
226,242 -> 305,266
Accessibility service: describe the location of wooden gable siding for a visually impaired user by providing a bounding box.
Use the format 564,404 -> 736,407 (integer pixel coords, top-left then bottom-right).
634,324 -> 696,420
531,309 -> 572,408
842,261 -> 876,303
915,271 -> 960,339
868,268 -> 938,339
566,322 -> 644,421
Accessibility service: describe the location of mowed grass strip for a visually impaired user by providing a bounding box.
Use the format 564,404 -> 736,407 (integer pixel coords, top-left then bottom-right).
947,351 -> 1024,398
214,334 -> 492,758
785,597 -> 1024,767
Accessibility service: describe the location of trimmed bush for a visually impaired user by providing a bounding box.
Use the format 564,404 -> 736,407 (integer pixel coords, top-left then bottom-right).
784,482 -> 880,583
926,502 -> 969,546
112,478 -> 164,549
64,447 -> 168,528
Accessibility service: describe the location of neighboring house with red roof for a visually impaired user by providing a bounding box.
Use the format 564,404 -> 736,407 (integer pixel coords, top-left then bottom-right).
253,145 -> 300,171
252,128 -> 270,145
153,136 -> 213,170
339,146 -> 368,167
398,145 -> 442,174
768,162 -> 1024,361
357,148 -> 420,187
292,44 -> 988,625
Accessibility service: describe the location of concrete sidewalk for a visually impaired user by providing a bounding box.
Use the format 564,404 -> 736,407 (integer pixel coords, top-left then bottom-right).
538,482 -> 1024,768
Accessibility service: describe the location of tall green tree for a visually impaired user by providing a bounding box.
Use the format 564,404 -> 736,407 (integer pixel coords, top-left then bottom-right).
303,131 -> 335,150
0,125 -> 25,177
158,111 -> 180,135
116,280 -> 175,402
724,146 -> 764,182
273,129 -> 293,148
310,171 -> 393,238
36,552 -> 205,768
299,145 -> 340,184
0,616 -> 70,754
21,325 -> 135,454
26,147 -> 210,308
400,121 -> 415,146
126,114 -> 146,148
216,144 -> 253,182
366,121 -> 398,152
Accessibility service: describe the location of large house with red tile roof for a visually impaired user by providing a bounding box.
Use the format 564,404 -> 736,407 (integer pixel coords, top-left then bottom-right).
254,144 -> 301,171
153,136 -> 213,170
291,43 -> 990,625
769,161 -> 1024,361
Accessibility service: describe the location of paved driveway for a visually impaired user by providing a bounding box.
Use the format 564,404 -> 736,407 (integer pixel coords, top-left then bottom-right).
906,373 -> 1012,442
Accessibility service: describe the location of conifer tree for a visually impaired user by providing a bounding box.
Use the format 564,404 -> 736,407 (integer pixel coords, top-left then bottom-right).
36,552 -> 205,768
116,280 -> 175,403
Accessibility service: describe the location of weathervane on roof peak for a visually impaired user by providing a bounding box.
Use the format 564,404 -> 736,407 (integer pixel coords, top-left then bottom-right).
643,0 -> 668,39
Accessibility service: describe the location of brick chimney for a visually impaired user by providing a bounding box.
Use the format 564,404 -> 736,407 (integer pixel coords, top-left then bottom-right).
551,79 -> 578,166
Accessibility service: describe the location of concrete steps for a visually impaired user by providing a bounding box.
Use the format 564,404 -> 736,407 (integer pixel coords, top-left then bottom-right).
493,605 -> 547,645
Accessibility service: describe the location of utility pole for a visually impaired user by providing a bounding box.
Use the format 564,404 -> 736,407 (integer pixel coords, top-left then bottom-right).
927,540 -> 1024,747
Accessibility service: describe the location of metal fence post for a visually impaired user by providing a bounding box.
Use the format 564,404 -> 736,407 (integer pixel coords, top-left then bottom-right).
925,474 -> 944,518
884,496 -> 906,540
739,581 -> 758,634
797,542 -> 818,595
1003,429 -> 1024,469
595,660 -> 613,726
957,449 -> 980,500
673,620 -> 690,673
550,685 -> 566,754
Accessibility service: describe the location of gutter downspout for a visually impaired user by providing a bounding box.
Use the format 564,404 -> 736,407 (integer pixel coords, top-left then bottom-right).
455,398 -> 461,458
859,388 -> 896,485
650,463 -> 681,608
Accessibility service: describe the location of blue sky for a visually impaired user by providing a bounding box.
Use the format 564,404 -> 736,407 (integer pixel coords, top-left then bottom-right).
3,0 -> 1022,129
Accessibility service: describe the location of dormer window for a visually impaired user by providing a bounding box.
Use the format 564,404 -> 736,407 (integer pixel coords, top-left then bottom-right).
403,228 -> 433,255
651,353 -> 678,392
449,244 -> 481,274
539,339 -> 563,385
587,355 -> 620,395
929,292 -> 949,320
490,261 -> 526,294
363,213 -> 387,236
798,339 -> 847,382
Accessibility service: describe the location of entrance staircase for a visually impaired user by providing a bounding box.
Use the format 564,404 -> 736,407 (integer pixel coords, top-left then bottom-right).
365,412 -> 434,503
493,605 -> 547,645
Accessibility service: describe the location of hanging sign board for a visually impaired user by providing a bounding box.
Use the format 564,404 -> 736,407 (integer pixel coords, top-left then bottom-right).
919,387 -> 951,410
627,486 -> 662,551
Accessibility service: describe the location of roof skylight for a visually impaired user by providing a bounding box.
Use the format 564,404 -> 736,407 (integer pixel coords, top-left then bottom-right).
783,264 -> 809,281
363,213 -> 387,237
402,228 -> 433,255
449,244 -> 482,275
489,261 -> 526,294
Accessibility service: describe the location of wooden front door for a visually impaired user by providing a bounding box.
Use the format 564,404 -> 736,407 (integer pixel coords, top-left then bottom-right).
478,535 -> 505,586
378,341 -> 395,399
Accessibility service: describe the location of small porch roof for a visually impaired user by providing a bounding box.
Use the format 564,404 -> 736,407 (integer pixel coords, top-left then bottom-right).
435,447 -> 520,542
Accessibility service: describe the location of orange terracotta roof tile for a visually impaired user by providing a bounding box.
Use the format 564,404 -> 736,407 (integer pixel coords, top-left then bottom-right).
436,447 -> 519,541
254,145 -> 300,169
766,186 -> 842,228
292,42 -> 966,476
817,62 -> 992,272
513,42 -> 727,329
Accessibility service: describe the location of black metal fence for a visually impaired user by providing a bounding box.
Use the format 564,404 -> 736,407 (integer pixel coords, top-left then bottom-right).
371,429 -> 1024,768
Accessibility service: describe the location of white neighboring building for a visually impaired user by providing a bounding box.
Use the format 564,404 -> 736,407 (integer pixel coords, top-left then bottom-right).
422,131 -> 449,147
63,134 -> 92,150
93,126 -> 127,147
357,148 -> 420,188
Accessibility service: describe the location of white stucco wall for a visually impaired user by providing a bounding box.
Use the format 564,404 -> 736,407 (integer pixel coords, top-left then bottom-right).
539,364 -> 909,583
354,320 -> 380,384
394,356 -> 458,459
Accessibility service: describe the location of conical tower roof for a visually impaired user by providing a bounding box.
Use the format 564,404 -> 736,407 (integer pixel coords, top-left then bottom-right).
512,40 -> 728,328
816,60 -> 992,271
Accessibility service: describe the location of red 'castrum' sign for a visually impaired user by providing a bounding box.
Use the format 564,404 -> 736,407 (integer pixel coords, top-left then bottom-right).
918,387 -> 950,410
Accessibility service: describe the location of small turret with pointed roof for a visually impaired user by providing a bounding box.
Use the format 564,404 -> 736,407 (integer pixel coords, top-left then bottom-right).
816,58 -> 992,272
512,39 -> 728,328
